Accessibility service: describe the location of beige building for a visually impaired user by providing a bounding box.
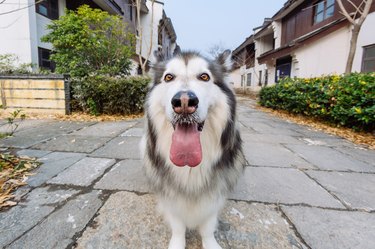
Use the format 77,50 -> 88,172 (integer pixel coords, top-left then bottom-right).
231,0 -> 375,92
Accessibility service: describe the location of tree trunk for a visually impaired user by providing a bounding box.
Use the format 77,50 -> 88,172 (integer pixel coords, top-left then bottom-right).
345,24 -> 361,74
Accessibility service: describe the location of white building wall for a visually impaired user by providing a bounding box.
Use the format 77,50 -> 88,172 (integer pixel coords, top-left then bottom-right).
36,15 -> 53,50
352,12 -> 375,72
0,0 -> 67,68
28,0 -> 38,67
293,26 -> 350,78
35,0 -> 66,50
272,21 -> 282,49
139,0 -> 164,63
0,0 -> 35,64
252,34 -> 273,89
230,68 -> 241,89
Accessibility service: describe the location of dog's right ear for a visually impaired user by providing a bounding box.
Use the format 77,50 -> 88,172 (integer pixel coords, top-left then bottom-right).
215,49 -> 233,73
154,50 -> 165,63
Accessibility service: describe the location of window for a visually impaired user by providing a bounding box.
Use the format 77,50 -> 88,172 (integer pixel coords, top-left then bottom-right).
36,0 -> 59,20
362,44 -> 375,72
264,69 -> 268,86
314,0 -> 335,24
241,75 -> 245,87
38,47 -> 55,71
258,70 -> 262,86
129,5 -> 133,21
246,73 -> 252,86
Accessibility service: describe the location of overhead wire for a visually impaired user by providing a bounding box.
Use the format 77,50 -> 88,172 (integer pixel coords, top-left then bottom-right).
0,0 -> 44,16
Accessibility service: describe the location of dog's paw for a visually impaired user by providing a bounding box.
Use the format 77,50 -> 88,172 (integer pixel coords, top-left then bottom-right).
202,237 -> 222,249
168,236 -> 186,249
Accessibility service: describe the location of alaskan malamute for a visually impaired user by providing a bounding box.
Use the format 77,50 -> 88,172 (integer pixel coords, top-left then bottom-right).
141,50 -> 245,249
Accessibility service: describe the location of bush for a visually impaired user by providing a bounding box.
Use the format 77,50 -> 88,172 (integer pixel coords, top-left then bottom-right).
42,5 -> 135,77
0,54 -> 33,74
259,73 -> 375,131
72,75 -> 150,115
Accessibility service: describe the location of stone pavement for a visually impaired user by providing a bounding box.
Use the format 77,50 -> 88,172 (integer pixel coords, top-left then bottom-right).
0,98 -> 374,249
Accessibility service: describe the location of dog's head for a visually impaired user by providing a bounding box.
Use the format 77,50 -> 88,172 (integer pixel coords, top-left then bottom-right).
147,50 -> 234,167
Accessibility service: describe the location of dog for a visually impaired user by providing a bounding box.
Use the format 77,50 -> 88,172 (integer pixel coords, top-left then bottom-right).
140,50 -> 245,249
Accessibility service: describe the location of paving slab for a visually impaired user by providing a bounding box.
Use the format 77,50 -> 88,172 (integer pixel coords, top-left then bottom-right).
0,129 -> 61,148
91,136 -> 141,159
306,170 -> 375,211
230,167 -> 344,208
75,192 -> 169,249
299,137 -> 353,147
16,149 -> 51,158
0,121 -> 94,148
241,133 -> 303,145
128,120 -> 145,128
296,127 -> 344,138
94,160 -> 148,192
334,146 -> 375,166
219,201 -> 306,248
76,191 -> 306,249
49,157 -> 116,186
243,142 -> 314,169
8,191 -> 102,249
38,120 -> 96,133
32,134 -> 112,153
286,144 -> 375,172
240,120 -> 303,136
72,121 -> 136,137
0,187 -> 79,247
120,127 -> 144,137
0,119 -> 53,134
26,152 -> 86,187
282,206 -> 375,249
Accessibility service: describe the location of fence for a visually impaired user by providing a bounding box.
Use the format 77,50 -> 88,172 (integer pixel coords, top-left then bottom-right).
0,75 -> 70,115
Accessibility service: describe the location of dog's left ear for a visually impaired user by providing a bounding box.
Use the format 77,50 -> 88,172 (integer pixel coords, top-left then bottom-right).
216,49 -> 233,72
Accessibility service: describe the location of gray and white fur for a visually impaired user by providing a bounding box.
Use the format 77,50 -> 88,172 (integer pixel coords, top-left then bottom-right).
140,50 -> 245,249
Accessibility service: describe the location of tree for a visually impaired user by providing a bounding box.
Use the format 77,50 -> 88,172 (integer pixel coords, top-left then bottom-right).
336,0 -> 373,73
207,42 -> 227,59
42,5 -> 135,77
134,0 -> 155,75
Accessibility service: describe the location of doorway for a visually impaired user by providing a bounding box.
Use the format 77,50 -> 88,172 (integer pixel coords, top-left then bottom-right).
275,56 -> 292,82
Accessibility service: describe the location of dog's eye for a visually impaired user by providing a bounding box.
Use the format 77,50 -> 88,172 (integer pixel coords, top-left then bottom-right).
199,73 -> 210,82
164,74 -> 175,82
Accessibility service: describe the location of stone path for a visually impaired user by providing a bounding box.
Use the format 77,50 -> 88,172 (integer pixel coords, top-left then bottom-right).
0,98 -> 374,249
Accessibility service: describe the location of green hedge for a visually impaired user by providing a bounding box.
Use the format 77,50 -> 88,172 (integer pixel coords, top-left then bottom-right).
259,73 -> 375,131
72,75 -> 150,115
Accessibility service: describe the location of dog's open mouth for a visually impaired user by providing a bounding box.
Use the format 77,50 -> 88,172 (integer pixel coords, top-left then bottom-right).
170,115 -> 204,167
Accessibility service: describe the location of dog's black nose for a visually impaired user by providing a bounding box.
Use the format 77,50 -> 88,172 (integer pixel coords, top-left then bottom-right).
171,91 -> 199,114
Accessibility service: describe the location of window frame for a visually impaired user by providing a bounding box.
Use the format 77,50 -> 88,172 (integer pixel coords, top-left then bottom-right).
246,73 -> 252,86
258,70 -> 262,86
129,5 -> 133,21
36,0 -> 59,20
264,69 -> 268,86
361,44 -> 375,73
313,0 -> 335,25
38,47 -> 55,71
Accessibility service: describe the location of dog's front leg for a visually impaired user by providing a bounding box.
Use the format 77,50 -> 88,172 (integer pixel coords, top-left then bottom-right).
199,213 -> 222,249
164,211 -> 186,249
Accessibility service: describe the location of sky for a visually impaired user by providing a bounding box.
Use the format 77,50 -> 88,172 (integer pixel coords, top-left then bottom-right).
164,0 -> 286,56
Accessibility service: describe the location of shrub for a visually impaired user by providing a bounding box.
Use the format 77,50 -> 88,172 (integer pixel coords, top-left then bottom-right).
0,54 -> 33,74
259,73 -> 375,131
72,75 -> 150,115
42,5 -> 135,78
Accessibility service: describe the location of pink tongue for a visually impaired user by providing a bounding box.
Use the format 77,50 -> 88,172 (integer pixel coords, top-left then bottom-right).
170,124 -> 202,167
